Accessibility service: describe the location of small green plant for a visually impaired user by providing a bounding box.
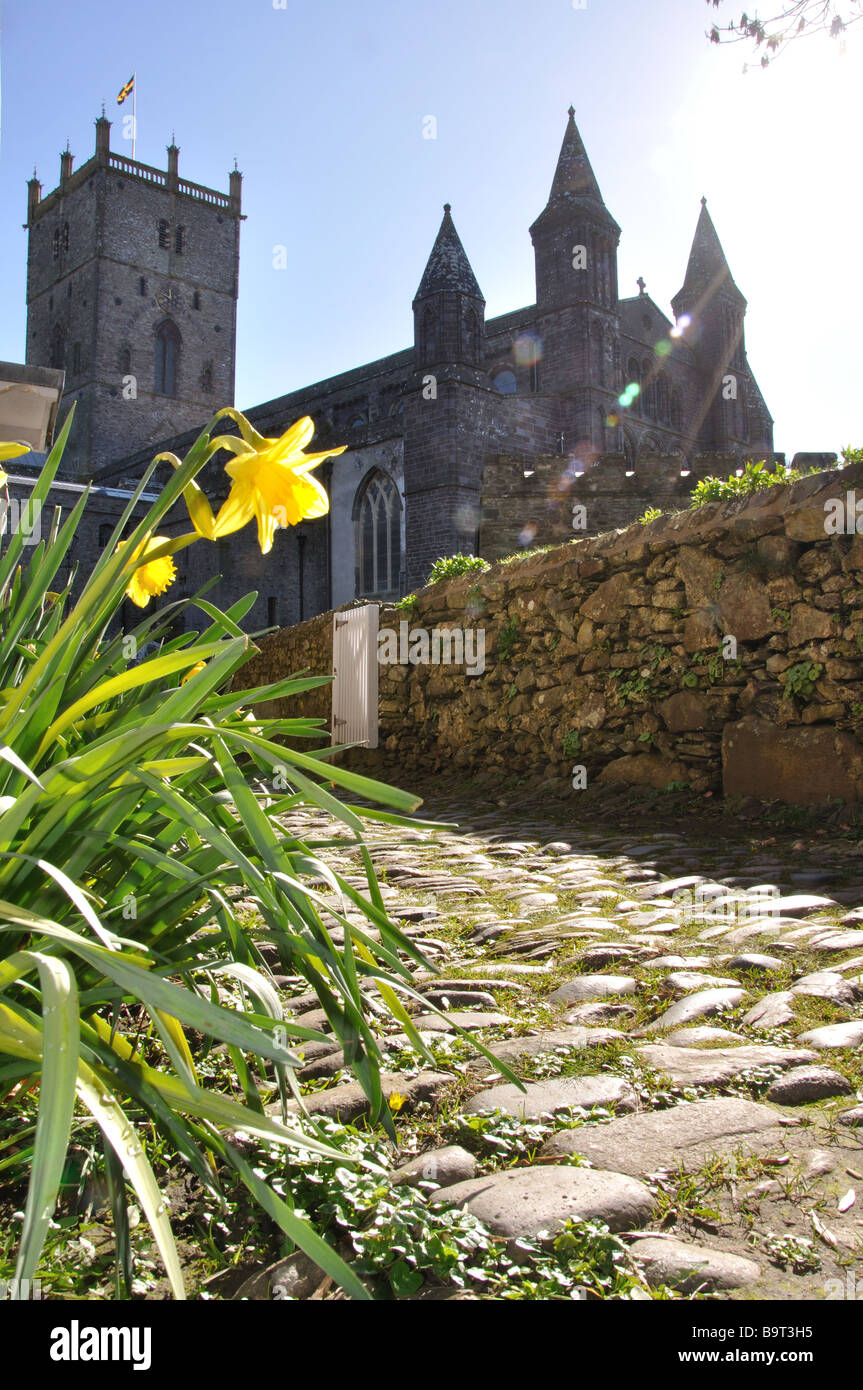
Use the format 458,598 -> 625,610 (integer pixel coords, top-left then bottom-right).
505,682 -> 518,704
681,670 -> 698,688
426,554 -> 490,585
713,569 -> 724,593
840,445 -> 863,465
690,459 -> 799,508
497,618 -> 519,661
706,652 -> 724,683
663,780 -> 690,793
561,729 -> 582,759
639,506 -> 662,525
783,661 -> 823,700
771,607 -> 791,629
394,592 -> 420,617
617,675 -> 652,702
637,730 -> 654,743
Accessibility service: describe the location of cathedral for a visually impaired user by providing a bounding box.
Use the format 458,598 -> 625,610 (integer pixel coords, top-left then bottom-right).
18,107 -> 774,629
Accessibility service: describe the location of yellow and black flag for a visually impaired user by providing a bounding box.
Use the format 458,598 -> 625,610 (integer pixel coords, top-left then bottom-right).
116,75 -> 135,106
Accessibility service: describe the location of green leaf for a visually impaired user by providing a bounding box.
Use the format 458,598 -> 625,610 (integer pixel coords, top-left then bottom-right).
10,952 -> 78,1292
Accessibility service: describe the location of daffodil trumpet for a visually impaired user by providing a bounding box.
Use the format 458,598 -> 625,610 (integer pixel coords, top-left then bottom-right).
162,413 -> 346,555
118,534 -> 194,609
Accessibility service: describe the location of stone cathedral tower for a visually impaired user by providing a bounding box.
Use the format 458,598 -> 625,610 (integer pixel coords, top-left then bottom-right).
25,112 -> 243,480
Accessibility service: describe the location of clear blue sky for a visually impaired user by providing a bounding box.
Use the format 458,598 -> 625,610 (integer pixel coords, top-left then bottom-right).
1,0 -> 860,455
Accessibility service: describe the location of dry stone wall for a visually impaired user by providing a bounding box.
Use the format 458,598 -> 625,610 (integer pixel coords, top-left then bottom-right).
243,462 -> 863,805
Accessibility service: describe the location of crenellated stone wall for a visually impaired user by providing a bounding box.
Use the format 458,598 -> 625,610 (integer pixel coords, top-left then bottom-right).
243,461 -> 863,805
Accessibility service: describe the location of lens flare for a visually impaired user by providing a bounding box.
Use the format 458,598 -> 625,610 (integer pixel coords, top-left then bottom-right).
654,339 -> 671,357
513,334 -> 542,367
670,314 -> 691,340
518,522 -> 538,547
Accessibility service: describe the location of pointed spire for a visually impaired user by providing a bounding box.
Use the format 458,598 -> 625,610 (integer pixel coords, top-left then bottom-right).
675,198 -> 744,305
548,106 -> 603,204
530,107 -> 618,236
414,204 -> 483,301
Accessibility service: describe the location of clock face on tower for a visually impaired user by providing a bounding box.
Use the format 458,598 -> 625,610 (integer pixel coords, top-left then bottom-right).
155,286 -> 182,312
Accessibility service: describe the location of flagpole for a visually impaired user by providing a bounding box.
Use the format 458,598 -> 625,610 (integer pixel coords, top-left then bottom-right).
132,72 -> 137,160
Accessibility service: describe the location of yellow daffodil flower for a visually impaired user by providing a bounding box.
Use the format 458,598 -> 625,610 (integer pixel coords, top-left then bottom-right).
181,660 -> 206,684
175,412 -> 345,555
0,440 -> 31,488
387,1092 -> 408,1113
119,535 -> 177,608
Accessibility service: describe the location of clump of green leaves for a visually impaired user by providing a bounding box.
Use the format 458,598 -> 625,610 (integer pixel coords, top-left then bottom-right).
261,1119 -> 663,1301
690,459 -> 798,508
639,506 -> 662,525
426,554 -> 490,585
561,729 -> 582,759
394,592 -> 420,616
497,618 -> 520,661
783,660 -> 823,700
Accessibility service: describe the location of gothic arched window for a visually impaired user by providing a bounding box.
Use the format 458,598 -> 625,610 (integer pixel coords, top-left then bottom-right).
50,324 -> 65,370
155,320 -> 181,397
355,471 -> 402,598
642,359 -> 657,421
421,309 -> 438,362
158,219 -> 170,249
657,372 -> 670,424
591,321 -> 604,386
463,309 -> 480,361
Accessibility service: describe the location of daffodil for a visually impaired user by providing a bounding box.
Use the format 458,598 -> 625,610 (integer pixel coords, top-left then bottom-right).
0,441 -> 30,488
181,660 -> 206,684
388,1092 -> 408,1113
176,412 -> 345,555
119,535 -> 177,608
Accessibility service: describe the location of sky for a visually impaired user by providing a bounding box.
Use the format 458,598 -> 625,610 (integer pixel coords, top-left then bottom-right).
0,0 -> 860,456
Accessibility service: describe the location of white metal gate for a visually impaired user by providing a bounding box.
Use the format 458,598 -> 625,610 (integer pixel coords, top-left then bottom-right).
332,604 -> 379,749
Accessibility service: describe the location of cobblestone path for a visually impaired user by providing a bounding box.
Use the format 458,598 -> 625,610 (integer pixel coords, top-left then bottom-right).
254,792 -> 863,1300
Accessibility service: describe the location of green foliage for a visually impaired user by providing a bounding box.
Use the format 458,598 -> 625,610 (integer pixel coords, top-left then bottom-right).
771,607 -> 791,629
264,1117 -> 662,1300
690,459 -> 798,508
426,554 -> 490,586
561,729 -> 582,759
783,660 -> 824,700
0,410 -> 458,1301
681,671 -> 699,688
394,592 -> 419,617
706,651 -> 724,683
841,445 -> 863,465
497,619 -> 520,661
638,506 -> 662,525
